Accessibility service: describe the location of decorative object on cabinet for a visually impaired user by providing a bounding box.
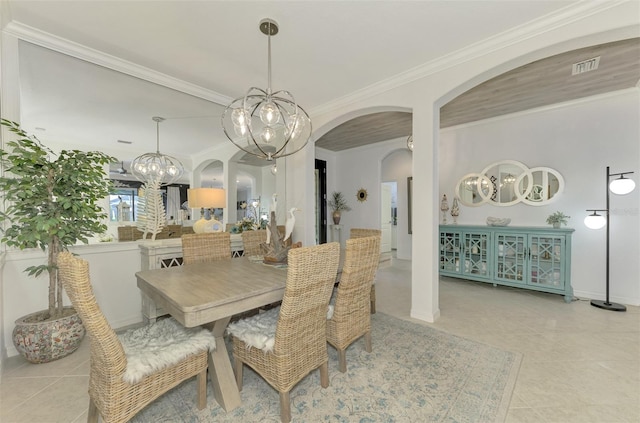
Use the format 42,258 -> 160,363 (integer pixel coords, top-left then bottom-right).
584,166 -> 636,312
440,225 -> 574,303
357,188 -> 368,202
450,198 -> 460,224
455,161 -> 564,207
131,117 -> 183,185
328,191 -> 351,224
486,217 -> 511,227
221,18 -> 311,161
546,211 -> 570,228
188,188 -> 226,233
440,195 -> 450,224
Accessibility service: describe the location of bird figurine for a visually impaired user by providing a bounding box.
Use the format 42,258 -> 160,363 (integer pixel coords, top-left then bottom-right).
284,207 -> 299,242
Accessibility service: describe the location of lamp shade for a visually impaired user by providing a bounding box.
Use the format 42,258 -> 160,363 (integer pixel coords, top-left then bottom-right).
584,212 -> 606,229
609,176 -> 635,195
188,188 -> 226,209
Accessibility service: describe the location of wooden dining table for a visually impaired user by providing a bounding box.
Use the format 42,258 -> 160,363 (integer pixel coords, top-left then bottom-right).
135,257 -> 287,412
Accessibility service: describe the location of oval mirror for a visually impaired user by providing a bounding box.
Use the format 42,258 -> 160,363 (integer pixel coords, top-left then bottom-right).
519,167 -> 564,206
455,173 -> 493,207
480,160 -> 531,207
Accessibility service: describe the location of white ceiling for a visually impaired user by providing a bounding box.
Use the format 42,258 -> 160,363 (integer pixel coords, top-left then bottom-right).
5,0 -> 584,161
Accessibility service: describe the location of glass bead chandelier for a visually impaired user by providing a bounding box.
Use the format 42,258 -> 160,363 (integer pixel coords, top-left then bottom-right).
131,116 -> 184,185
221,18 -> 311,161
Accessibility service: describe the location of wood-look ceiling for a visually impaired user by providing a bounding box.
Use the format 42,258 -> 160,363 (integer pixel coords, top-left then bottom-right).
315,38 -> 640,152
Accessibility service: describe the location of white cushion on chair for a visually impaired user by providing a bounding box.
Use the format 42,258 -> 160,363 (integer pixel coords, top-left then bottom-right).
118,317 -> 216,384
227,307 -> 280,352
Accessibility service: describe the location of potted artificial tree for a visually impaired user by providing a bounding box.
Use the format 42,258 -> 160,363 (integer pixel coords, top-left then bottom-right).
328,191 -> 351,224
0,119 -> 115,363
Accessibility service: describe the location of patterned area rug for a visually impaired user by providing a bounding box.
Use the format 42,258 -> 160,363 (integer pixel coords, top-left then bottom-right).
132,312 -> 521,422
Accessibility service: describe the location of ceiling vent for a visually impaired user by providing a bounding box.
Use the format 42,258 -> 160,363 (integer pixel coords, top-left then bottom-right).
572,56 -> 600,75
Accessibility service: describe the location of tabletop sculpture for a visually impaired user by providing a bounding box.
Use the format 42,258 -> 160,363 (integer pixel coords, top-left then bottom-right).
263,211 -> 290,265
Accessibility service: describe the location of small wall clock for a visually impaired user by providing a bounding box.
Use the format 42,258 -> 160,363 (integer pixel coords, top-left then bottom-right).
357,188 -> 368,202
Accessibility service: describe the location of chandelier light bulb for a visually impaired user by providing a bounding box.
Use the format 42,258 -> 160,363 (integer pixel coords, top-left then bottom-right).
259,101 -> 280,125
231,108 -> 247,126
270,164 -> 278,175
609,176 -> 635,195
584,212 -> 606,229
261,126 -> 276,143
234,123 -> 248,137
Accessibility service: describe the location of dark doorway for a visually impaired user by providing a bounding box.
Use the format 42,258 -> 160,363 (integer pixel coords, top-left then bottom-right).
315,159 -> 327,244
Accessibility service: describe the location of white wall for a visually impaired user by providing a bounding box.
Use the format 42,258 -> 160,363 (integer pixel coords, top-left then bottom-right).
381,147 -> 413,260
2,242 -> 144,358
324,138 -> 410,250
439,90 -> 640,305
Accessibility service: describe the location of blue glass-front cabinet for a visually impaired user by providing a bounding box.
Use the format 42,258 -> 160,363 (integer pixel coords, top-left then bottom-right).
439,225 -> 574,303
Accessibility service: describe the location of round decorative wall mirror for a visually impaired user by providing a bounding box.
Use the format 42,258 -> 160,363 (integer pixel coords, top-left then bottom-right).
455,161 -> 564,207
480,160 -> 531,207
455,173 -> 493,207
519,167 -> 564,206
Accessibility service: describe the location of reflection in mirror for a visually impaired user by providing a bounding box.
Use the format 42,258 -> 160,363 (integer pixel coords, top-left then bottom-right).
455,161 -> 564,207
480,160 -> 531,206
455,173 -> 493,207
520,167 -> 564,206
229,150 -> 284,226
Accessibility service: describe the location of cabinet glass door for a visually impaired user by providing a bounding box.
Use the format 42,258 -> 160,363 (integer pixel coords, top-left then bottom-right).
495,233 -> 526,282
529,235 -> 564,288
462,232 -> 490,277
440,231 -> 461,272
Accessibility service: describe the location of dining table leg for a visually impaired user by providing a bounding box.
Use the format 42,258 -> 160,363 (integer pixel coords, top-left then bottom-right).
206,316 -> 242,412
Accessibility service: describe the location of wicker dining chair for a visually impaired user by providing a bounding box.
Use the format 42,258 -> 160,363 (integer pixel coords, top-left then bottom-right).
57,251 -> 214,423
349,228 -> 382,313
182,232 -> 232,264
327,235 -> 381,372
241,229 -> 267,256
228,242 -> 340,423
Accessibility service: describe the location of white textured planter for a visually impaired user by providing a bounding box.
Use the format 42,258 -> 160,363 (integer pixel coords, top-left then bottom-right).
12,306 -> 85,363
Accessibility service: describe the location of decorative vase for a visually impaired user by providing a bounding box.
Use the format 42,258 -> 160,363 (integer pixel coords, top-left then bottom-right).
553,222 -> 561,229
332,211 -> 341,224
12,306 -> 85,364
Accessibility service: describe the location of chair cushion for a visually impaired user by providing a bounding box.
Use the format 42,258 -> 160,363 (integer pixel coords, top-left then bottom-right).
326,287 -> 337,320
227,307 -> 280,352
118,317 -> 215,384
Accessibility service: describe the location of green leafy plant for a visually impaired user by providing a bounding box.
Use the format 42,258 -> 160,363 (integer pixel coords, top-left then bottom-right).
328,191 -> 352,212
546,211 -> 570,226
0,119 -> 116,320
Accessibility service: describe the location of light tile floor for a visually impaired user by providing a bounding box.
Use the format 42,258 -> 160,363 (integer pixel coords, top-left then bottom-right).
1,256 -> 638,422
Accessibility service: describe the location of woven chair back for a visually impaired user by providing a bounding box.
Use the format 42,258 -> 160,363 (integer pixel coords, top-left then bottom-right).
350,228 -> 382,239
57,252 -> 127,397
274,242 -> 340,357
241,230 -> 267,256
331,235 -> 381,327
182,232 -> 231,264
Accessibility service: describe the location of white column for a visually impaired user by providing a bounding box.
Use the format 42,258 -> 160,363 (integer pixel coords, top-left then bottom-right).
410,103 -> 440,322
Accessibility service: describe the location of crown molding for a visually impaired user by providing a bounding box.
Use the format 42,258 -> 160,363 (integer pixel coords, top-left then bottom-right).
3,21 -> 234,106
310,1 -> 632,117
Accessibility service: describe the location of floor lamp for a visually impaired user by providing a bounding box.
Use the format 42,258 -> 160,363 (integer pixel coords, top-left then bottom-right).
188,188 -> 226,233
584,166 -> 635,312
